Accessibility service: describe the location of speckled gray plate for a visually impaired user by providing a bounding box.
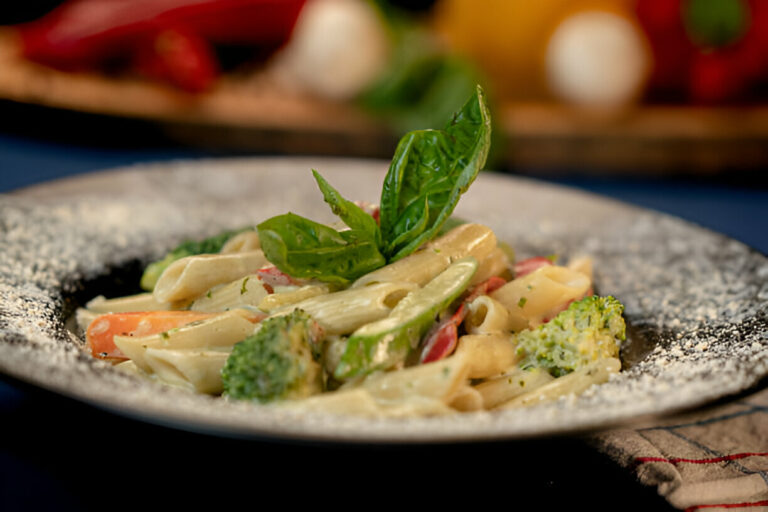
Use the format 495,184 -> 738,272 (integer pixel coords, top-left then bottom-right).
1,157 -> 766,443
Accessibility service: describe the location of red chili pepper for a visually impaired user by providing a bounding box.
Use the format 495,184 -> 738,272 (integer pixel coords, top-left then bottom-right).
15,0 -> 307,91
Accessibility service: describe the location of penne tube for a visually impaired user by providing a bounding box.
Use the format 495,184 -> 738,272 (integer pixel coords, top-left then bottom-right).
143,347 -> 231,394
471,246 -> 511,286
474,368 -> 554,409
352,223 -> 497,288
360,353 -> 469,404
283,387 -> 455,417
322,335 -> 348,376
114,359 -> 141,375
113,309 -> 258,373
281,388 -> 383,416
153,250 -> 268,303
282,355 -> 470,417
465,295 -> 526,334
219,230 -> 260,253
490,265 -> 591,327
498,358 -> 621,409
274,281 -> 419,335
454,332 -> 519,379
85,293 -> 174,313
567,255 -> 593,282
258,284 -> 331,313
189,274 -> 270,313
449,384 -> 484,412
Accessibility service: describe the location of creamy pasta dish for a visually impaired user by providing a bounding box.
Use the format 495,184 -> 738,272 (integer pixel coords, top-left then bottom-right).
75,86 -> 626,417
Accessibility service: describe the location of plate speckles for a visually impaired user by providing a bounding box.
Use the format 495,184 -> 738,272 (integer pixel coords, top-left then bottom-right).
0,157 -> 766,442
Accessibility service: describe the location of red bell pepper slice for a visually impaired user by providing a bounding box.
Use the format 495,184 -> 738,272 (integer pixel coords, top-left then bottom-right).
513,256 -> 553,278
419,276 -> 508,364
257,266 -> 303,293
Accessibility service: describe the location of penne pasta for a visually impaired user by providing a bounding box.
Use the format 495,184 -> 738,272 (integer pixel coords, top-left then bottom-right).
465,295 -> 526,334
490,265 -> 591,327
360,353 -> 470,404
257,284 -> 331,313
471,246 -> 511,285
153,250 -> 268,303
143,347 -> 231,394
85,293 -> 174,313
282,354 -> 470,417
454,332 -> 519,379
113,309 -> 258,374
498,358 -> 621,409
278,387 -> 383,416
473,368 -> 555,409
282,387 -> 455,417
352,223 -> 497,288
449,384 -> 485,412
189,274 -> 270,313
219,230 -> 260,253
274,281 -> 419,335
567,255 -> 593,282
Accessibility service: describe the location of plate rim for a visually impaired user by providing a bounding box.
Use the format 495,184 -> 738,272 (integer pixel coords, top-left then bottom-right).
1,156 -> 766,443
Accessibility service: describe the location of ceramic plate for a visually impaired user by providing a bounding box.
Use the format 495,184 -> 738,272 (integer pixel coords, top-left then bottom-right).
1,157 -> 766,443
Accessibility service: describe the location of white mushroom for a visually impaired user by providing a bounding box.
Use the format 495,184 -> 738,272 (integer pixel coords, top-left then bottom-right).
545,10 -> 650,108
268,0 -> 390,100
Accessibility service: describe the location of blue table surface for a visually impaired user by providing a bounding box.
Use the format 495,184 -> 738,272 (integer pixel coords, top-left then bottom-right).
0,131 -> 765,511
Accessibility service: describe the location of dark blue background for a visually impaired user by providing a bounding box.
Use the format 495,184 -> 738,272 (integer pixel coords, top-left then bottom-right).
1,106 -> 766,512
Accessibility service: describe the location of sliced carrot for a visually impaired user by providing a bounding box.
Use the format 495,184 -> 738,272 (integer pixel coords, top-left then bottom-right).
86,311 -> 218,362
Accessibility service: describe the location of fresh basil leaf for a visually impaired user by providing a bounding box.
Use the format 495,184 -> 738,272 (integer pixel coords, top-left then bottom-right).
257,213 -> 385,285
385,194 -> 429,253
379,85 -> 491,261
312,169 -> 382,250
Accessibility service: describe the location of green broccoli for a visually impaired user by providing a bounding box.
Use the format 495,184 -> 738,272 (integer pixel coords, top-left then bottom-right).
221,310 -> 324,403
516,295 -> 626,377
140,227 -> 253,291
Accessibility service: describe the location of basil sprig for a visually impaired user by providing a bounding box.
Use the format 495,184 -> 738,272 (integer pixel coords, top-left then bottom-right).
257,85 -> 491,284
256,212 -> 384,286
379,84 -> 491,260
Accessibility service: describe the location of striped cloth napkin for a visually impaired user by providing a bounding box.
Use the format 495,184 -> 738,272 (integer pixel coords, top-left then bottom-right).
592,386 -> 768,511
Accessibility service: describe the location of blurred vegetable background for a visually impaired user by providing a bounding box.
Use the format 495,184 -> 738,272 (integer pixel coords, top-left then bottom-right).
0,6 -> 766,512
0,0 -> 766,175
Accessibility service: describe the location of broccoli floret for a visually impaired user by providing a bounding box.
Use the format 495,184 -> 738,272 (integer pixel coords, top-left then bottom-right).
221,310 -> 324,403
516,295 -> 626,377
140,227 -> 253,291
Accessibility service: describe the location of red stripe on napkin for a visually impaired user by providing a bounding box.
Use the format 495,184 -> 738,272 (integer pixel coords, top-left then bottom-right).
636,452 -> 768,466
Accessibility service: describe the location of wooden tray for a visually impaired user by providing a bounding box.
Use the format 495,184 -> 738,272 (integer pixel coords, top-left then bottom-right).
2,28 -> 767,175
